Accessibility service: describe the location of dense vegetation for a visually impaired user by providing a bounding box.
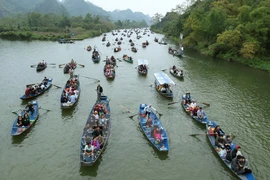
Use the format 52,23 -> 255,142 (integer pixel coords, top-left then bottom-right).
151,0 -> 270,71
0,12 -> 148,41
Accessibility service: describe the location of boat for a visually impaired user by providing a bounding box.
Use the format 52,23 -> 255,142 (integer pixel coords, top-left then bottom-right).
92,49 -> 101,63
130,42 -> 135,46
159,41 -> 167,45
86,46 -> 92,51
137,59 -> 148,75
114,46 -> 121,52
131,47 -> 137,53
154,37 -> 158,42
80,95 -> 111,166
58,38 -> 74,44
169,66 -> 184,79
36,62 -> 47,72
103,64 -> 115,79
154,72 -> 175,98
181,93 -> 209,124
142,42 -> 147,48
106,42 -> 110,47
122,55 -> 133,63
168,47 -> 184,57
117,41 -> 122,45
61,75 -> 80,108
145,40 -> 149,45
20,78 -> 53,100
11,100 -> 39,136
102,36 -> 106,42
63,59 -> 77,74
206,120 -> 255,180
138,103 -> 169,151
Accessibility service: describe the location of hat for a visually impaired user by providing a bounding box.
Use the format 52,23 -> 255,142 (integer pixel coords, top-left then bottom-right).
94,111 -> 98,114
236,145 -> 241,149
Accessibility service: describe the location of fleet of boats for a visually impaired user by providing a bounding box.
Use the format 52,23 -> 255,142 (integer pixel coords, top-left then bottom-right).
11,28 -> 256,179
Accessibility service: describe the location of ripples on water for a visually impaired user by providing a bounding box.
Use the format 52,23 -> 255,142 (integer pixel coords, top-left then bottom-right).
0,32 -> 270,180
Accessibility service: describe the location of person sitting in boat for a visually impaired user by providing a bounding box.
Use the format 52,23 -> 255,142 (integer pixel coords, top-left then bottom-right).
161,85 -> 166,93
233,155 -> 252,174
153,127 -> 162,144
197,107 -> 204,120
92,126 -> 103,139
226,145 -> 241,162
224,135 -> 232,152
68,92 -> 76,104
25,102 -> 34,114
146,117 -> 152,128
215,136 -> 225,149
16,115 -> 23,127
25,87 -> 31,97
92,111 -> 100,121
22,112 -> 30,126
192,106 -> 199,116
98,114 -> 107,130
144,104 -> 153,119
42,77 -> 48,86
82,142 -> 95,161
61,94 -> 68,103
172,65 -> 176,70
213,125 -> 225,138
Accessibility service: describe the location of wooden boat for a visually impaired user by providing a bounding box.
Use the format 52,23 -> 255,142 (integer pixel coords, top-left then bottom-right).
114,46 -> 121,52
181,93 -> 209,124
122,55 -> 133,63
80,95 -> 111,166
64,62 -> 77,74
11,100 -> 39,136
137,59 -> 148,75
169,66 -> 184,79
145,40 -> 149,45
36,62 -> 47,72
139,104 -> 169,151
106,42 -> 110,47
20,78 -> 53,100
206,120 -> 255,180
142,42 -> 146,48
154,37 -> 158,42
58,38 -> 74,44
154,72 -> 175,98
130,42 -> 135,46
92,50 -> 101,63
129,39 -> 133,43
102,36 -> 106,42
117,41 -> 122,45
61,75 -> 80,108
86,46 -> 92,51
103,64 -> 115,79
168,47 -> 184,57
131,47 -> 137,53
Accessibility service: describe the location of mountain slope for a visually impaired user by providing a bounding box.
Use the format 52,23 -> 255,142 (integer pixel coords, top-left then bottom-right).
34,0 -> 68,15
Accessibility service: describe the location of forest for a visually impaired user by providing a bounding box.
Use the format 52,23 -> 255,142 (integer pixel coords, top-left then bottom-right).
151,0 -> 270,71
0,12 -> 148,41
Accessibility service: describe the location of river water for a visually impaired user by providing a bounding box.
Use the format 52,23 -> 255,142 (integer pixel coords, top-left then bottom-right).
0,31 -> 269,180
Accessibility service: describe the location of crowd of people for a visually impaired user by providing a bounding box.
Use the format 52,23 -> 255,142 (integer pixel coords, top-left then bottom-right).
64,59 -> 76,73
61,75 -> 79,104
82,101 -> 109,162
171,65 -> 183,76
183,92 -> 206,121
157,83 -> 172,94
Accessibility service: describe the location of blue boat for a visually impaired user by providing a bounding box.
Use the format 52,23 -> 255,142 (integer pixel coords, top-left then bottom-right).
92,47 -> 101,63
154,72 -> 175,98
181,93 -> 209,124
20,78 -> 53,100
139,104 -> 170,151
11,100 -> 39,136
80,96 -> 111,166
61,75 -> 80,108
206,121 -> 255,180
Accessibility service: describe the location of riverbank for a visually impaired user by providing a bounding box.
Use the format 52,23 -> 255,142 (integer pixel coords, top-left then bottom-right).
0,28 -> 103,41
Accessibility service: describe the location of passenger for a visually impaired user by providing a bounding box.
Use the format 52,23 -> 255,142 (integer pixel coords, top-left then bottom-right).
16,115 -> 23,126
189,100 -> 197,109
22,113 -> 30,126
197,107 -> 204,120
192,106 -> 199,116
144,104 -> 153,119
146,117 -> 152,127
213,125 -> 225,138
215,136 -> 225,149
99,114 -> 107,129
231,155 -> 242,173
92,126 -> 103,139
153,127 -> 162,144
25,87 -> 31,97
93,111 -> 99,121
68,92 -> 76,104
235,156 -> 252,174
224,135 -> 232,151
42,77 -> 48,86
226,145 -> 241,162
82,142 -> 95,161
25,102 -> 34,114
172,65 -> 176,70
91,137 -> 100,150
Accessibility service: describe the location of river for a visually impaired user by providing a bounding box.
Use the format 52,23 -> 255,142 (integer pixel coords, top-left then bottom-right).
0,31 -> 269,180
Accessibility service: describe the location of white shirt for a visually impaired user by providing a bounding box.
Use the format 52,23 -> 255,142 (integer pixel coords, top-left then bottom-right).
144,105 -> 152,113
197,109 -> 204,117
190,102 -> 197,108
69,94 -> 76,103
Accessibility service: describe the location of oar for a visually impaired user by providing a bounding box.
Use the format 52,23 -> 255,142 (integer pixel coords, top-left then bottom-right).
59,64 -> 65,67
128,113 -> 139,119
168,101 -> 180,105
78,64 -> 85,67
161,69 -> 167,71
201,102 -> 210,106
12,110 -> 21,114
48,63 -> 56,65
109,98 -> 134,113
26,83 -> 39,87
152,107 -> 163,117
39,106 -> 51,111
53,84 -> 61,88
81,76 -> 100,82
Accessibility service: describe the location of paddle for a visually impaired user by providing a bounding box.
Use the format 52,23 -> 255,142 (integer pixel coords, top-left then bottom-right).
81,76 -> 100,82
59,64 -> 65,67
52,84 -> 61,88
39,106 -> 51,111
151,107 -> 163,117
78,64 -> 85,67
189,133 -> 235,139
26,83 -> 39,87
168,101 -> 180,105
11,110 -> 21,114
168,101 -> 210,106
30,65 -> 37,68
128,113 -> 139,119
109,98 -> 134,114
48,63 -> 56,65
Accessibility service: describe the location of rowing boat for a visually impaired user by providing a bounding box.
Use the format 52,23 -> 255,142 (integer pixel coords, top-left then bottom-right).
61,75 -> 80,108
20,78 -> 52,100
181,93 -> 209,124
137,59 -> 148,75
139,104 -> 169,151
169,66 -> 184,79
104,64 -> 115,79
206,120 -> 255,180
11,100 -> 39,136
80,96 -> 111,166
